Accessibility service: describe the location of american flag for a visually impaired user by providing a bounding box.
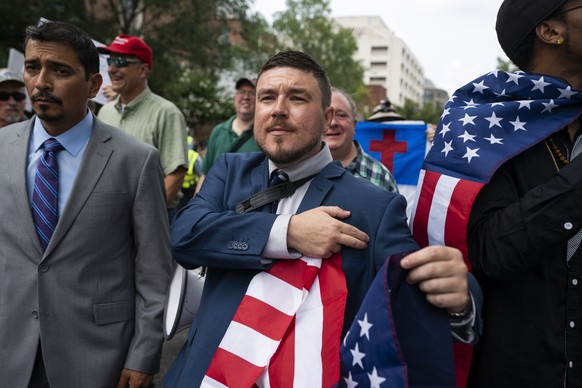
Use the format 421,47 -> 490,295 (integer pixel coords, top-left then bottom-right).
202,254 -> 347,388
410,71 -> 582,386
339,255 -> 455,388
412,70 -> 582,258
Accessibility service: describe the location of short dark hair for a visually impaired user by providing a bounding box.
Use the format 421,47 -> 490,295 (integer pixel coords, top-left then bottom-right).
508,30 -> 536,70
24,21 -> 100,80
257,50 -> 331,108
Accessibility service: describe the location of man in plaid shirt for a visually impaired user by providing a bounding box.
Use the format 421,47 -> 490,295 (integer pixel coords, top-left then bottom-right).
323,88 -> 398,192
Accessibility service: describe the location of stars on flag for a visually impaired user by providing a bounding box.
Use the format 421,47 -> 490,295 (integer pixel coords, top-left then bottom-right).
458,113 -> 477,126
462,147 -> 480,163
531,76 -> 551,93
358,313 -> 373,340
510,116 -> 527,131
484,134 -> 503,145
424,69 -> 582,183
439,122 -> 452,137
542,99 -> 558,113
441,140 -> 454,157
441,107 -> 451,119
506,72 -> 524,85
485,112 -> 503,128
472,80 -> 489,94
342,310 -> 389,388
458,130 -> 476,143
350,343 -> 366,368
558,86 -> 577,99
462,98 -> 478,110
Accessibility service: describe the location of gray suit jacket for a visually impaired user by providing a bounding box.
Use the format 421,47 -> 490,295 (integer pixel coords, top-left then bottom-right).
0,117 -> 172,387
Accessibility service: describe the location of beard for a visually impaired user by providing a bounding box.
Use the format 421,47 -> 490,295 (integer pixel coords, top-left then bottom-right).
31,91 -> 64,122
262,135 -> 322,165
258,118 -> 324,166
35,110 -> 64,122
1,109 -> 23,125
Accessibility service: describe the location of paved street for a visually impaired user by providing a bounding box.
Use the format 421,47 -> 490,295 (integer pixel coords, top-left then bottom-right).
153,330 -> 188,387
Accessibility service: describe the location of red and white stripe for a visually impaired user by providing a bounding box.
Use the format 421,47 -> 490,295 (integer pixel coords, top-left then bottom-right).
202,254 -> 347,388
411,169 -> 483,265
410,169 -> 484,387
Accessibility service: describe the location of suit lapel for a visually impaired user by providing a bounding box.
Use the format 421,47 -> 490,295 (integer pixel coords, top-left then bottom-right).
44,121 -> 113,258
246,157 -> 271,213
9,121 -> 45,255
297,162 -> 345,213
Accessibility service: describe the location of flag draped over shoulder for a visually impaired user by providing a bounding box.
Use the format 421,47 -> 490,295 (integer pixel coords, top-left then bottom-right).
202,254 -> 347,388
339,255 -> 455,388
410,70 -> 582,386
411,70 -> 582,260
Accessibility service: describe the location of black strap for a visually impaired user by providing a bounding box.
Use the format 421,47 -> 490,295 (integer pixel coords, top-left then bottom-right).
235,174 -> 317,214
230,129 -> 254,153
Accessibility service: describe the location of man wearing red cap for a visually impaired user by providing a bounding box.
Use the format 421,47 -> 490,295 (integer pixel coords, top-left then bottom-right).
97,35 -> 188,212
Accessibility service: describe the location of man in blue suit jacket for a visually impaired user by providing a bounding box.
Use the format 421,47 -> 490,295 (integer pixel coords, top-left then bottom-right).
166,51 -> 479,387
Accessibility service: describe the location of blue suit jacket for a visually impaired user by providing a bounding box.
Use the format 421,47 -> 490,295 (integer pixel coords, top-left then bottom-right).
165,152 -> 470,387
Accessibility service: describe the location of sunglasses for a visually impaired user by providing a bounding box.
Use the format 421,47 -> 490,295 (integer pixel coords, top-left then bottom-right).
0,91 -> 26,101
106,57 -> 142,68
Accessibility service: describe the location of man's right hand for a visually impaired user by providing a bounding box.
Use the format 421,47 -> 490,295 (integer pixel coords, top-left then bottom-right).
287,206 -> 369,258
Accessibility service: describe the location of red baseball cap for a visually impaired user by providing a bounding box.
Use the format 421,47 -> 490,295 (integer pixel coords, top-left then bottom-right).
98,34 -> 153,69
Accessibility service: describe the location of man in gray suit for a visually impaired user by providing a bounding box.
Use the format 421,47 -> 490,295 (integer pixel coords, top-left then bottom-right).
0,21 -> 172,387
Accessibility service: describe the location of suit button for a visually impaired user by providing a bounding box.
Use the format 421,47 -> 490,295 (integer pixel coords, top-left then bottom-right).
565,222 -> 574,230
39,264 -> 49,273
241,243 -> 248,251
32,311 -> 39,319
227,241 -> 234,249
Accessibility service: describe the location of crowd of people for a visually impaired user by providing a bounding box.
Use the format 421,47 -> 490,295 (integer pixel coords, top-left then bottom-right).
1,0 -> 581,386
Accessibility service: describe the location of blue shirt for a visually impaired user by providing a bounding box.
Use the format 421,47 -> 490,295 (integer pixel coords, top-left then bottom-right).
27,112 -> 93,216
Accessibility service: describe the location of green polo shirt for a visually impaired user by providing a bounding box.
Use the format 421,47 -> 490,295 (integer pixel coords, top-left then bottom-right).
98,87 -> 188,177
202,115 -> 260,174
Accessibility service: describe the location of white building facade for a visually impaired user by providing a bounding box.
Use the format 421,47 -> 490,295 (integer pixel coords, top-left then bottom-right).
334,16 -> 424,107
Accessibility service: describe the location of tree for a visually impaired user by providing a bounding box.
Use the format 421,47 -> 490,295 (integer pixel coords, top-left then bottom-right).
0,0 -> 273,138
271,0 -> 365,95
497,56 -> 518,72
395,98 -> 443,125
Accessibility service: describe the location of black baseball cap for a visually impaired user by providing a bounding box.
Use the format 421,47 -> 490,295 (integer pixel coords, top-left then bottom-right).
496,0 -> 567,57
235,77 -> 255,90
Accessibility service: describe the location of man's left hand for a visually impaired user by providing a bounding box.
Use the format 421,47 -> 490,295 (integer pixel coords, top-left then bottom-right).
400,246 -> 469,313
116,368 -> 153,388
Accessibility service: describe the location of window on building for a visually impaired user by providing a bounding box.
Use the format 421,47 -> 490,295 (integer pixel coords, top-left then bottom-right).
371,46 -> 388,54
370,61 -> 387,69
369,76 -> 387,82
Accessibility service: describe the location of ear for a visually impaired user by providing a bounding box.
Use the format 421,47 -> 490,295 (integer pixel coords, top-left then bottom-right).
140,64 -> 150,80
536,18 -> 566,45
324,106 -> 334,127
88,73 -> 103,99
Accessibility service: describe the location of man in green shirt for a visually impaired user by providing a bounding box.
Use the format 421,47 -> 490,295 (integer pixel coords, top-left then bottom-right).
195,77 -> 260,193
97,35 -> 188,211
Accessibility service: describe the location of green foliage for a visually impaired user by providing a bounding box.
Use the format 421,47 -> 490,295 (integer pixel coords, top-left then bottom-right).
167,67 -> 235,129
496,56 -> 518,72
0,0 -> 270,134
395,99 -> 443,125
272,0 -> 365,94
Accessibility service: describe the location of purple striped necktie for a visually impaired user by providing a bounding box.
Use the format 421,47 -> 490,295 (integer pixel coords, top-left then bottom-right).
32,138 -> 64,251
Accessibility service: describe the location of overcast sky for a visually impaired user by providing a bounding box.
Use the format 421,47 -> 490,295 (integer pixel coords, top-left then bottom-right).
252,0 -> 507,95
